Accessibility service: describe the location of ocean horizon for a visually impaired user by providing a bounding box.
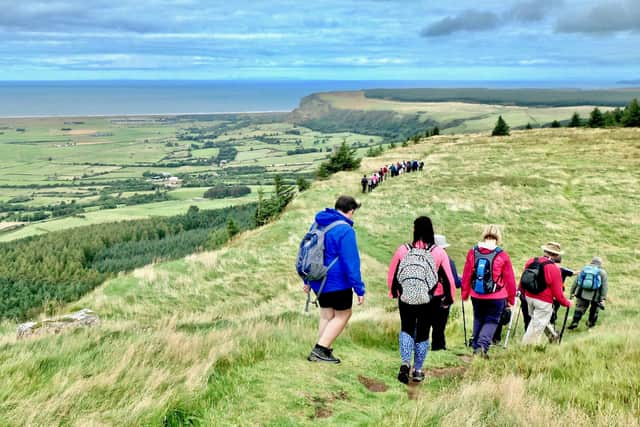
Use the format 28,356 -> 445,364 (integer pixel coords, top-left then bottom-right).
0,79 -> 630,118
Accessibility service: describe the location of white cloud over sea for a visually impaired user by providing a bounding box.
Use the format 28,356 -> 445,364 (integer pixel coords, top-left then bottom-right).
0,0 -> 638,81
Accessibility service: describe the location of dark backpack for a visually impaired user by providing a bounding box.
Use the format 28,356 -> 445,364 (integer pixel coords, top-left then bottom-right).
471,246 -> 503,294
576,265 -> 601,290
395,244 -> 438,305
520,258 -> 553,294
296,220 -> 348,283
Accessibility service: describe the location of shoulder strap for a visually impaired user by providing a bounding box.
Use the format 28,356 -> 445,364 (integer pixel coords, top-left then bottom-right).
322,219 -> 349,233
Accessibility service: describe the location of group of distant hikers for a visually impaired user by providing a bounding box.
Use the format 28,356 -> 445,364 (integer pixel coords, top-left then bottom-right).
297,195 -> 608,385
361,160 -> 424,193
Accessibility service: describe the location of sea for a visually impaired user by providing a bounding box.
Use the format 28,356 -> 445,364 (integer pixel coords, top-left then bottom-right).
0,79 -> 626,118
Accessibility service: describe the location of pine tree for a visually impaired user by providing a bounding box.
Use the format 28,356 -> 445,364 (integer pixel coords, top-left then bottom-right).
588,107 -> 605,128
316,140 -> 361,178
525,123 -> 533,130
226,219 -> 239,238
432,126 -> 440,136
491,116 -> 510,136
568,112 -> 582,127
296,177 -> 310,192
551,120 -> 561,128
622,98 -> 640,127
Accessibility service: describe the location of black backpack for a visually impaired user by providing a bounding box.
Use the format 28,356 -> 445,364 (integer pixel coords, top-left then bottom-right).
520,258 -> 553,294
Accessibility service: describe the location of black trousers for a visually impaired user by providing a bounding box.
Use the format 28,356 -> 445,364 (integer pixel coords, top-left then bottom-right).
430,296 -> 449,350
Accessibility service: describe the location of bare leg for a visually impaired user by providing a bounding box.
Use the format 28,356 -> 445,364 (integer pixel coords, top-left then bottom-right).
318,308 -> 335,340
318,309 -> 352,348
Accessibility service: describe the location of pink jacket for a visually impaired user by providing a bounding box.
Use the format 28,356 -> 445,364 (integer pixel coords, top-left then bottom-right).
387,241 -> 456,302
461,245 -> 517,305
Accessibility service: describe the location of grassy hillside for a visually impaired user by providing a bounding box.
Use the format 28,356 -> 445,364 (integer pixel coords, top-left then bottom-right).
0,128 -> 639,425
364,87 -> 640,107
291,91 -> 610,135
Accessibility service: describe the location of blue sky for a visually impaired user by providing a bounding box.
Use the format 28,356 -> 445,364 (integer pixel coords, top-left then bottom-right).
0,0 -> 639,81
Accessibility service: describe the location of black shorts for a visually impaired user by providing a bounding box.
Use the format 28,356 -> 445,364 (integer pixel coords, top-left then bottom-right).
317,289 -> 353,311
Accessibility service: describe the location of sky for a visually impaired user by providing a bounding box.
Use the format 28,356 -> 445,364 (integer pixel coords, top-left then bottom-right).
0,0 -> 639,81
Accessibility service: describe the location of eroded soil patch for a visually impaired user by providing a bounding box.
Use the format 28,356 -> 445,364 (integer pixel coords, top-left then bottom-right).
358,375 -> 388,392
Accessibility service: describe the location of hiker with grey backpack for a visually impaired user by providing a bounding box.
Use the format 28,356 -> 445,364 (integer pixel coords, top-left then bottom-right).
297,195 -> 366,364
387,216 -> 456,384
568,256 -> 608,330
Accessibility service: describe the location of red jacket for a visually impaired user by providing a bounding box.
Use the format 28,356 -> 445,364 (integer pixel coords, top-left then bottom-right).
521,256 -> 572,307
461,246 -> 517,305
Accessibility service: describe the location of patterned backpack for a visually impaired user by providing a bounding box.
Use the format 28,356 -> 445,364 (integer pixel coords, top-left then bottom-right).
396,244 -> 438,305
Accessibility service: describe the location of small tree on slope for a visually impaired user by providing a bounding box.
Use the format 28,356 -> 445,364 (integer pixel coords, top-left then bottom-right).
623,98 -> 640,127
492,116 -> 510,136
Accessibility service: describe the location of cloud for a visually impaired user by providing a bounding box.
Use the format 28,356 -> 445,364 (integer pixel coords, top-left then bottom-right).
555,0 -> 640,34
420,1 -> 560,37
420,10 -> 500,37
508,0 -> 560,22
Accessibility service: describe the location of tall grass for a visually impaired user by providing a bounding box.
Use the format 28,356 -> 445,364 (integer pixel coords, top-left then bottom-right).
0,128 -> 638,425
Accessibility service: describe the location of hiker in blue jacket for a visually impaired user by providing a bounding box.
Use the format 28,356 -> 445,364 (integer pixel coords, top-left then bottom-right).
304,195 -> 366,363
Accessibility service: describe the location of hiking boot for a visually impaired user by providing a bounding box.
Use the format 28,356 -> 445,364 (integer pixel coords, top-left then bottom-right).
473,348 -> 489,359
412,369 -> 425,382
397,364 -> 410,384
586,321 -> 595,328
307,347 -> 341,364
568,322 -> 579,330
548,334 -> 560,344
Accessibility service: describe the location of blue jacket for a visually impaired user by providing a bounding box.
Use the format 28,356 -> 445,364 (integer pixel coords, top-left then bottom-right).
309,208 -> 366,296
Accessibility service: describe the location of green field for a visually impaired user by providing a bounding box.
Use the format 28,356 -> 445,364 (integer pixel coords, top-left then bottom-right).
364,87 -> 640,107
293,91 -> 613,134
0,127 -> 638,425
0,114 -> 380,241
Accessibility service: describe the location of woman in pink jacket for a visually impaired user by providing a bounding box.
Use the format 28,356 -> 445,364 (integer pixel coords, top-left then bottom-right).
461,224 -> 516,357
387,216 -> 456,384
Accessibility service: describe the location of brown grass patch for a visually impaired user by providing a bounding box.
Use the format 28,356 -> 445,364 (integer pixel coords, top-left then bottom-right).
425,366 -> 468,378
0,222 -> 25,232
66,129 -> 97,135
357,375 -> 388,392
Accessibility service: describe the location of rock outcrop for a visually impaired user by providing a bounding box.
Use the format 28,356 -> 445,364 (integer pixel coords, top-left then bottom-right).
17,308 -> 100,338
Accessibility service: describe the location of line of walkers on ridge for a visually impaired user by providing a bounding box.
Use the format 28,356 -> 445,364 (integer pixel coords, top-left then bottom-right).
296,196 -> 609,385
361,159 -> 424,193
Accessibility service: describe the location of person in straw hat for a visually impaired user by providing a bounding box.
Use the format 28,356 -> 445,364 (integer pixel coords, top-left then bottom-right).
520,242 -> 573,344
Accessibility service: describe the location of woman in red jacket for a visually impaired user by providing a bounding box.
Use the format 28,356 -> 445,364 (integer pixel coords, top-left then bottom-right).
461,225 -> 516,357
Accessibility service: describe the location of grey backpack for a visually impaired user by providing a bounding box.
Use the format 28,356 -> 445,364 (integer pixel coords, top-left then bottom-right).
397,244 -> 438,305
296,220 -> 348,283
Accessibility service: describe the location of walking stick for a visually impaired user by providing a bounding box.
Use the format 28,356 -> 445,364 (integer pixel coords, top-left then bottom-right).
304,292 -> 311,313
512,297 -> 521,339
558,306 -> 570,344
503,297 -> 520,349
461,299 -> 468,347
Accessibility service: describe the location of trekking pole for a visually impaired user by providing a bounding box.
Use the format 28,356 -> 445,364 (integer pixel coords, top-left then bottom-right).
503,298 -> 519,349
512,297 -> 521,339
461,299 -> 468,347
304,292 -> 310,313
558,306 -> 570,344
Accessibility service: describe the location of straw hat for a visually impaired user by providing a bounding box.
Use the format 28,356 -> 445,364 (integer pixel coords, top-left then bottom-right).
434,234 -> 450,248
541,241 -> 563,255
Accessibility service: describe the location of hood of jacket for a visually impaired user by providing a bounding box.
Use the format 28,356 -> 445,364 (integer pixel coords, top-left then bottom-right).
314,208 -> 353,228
